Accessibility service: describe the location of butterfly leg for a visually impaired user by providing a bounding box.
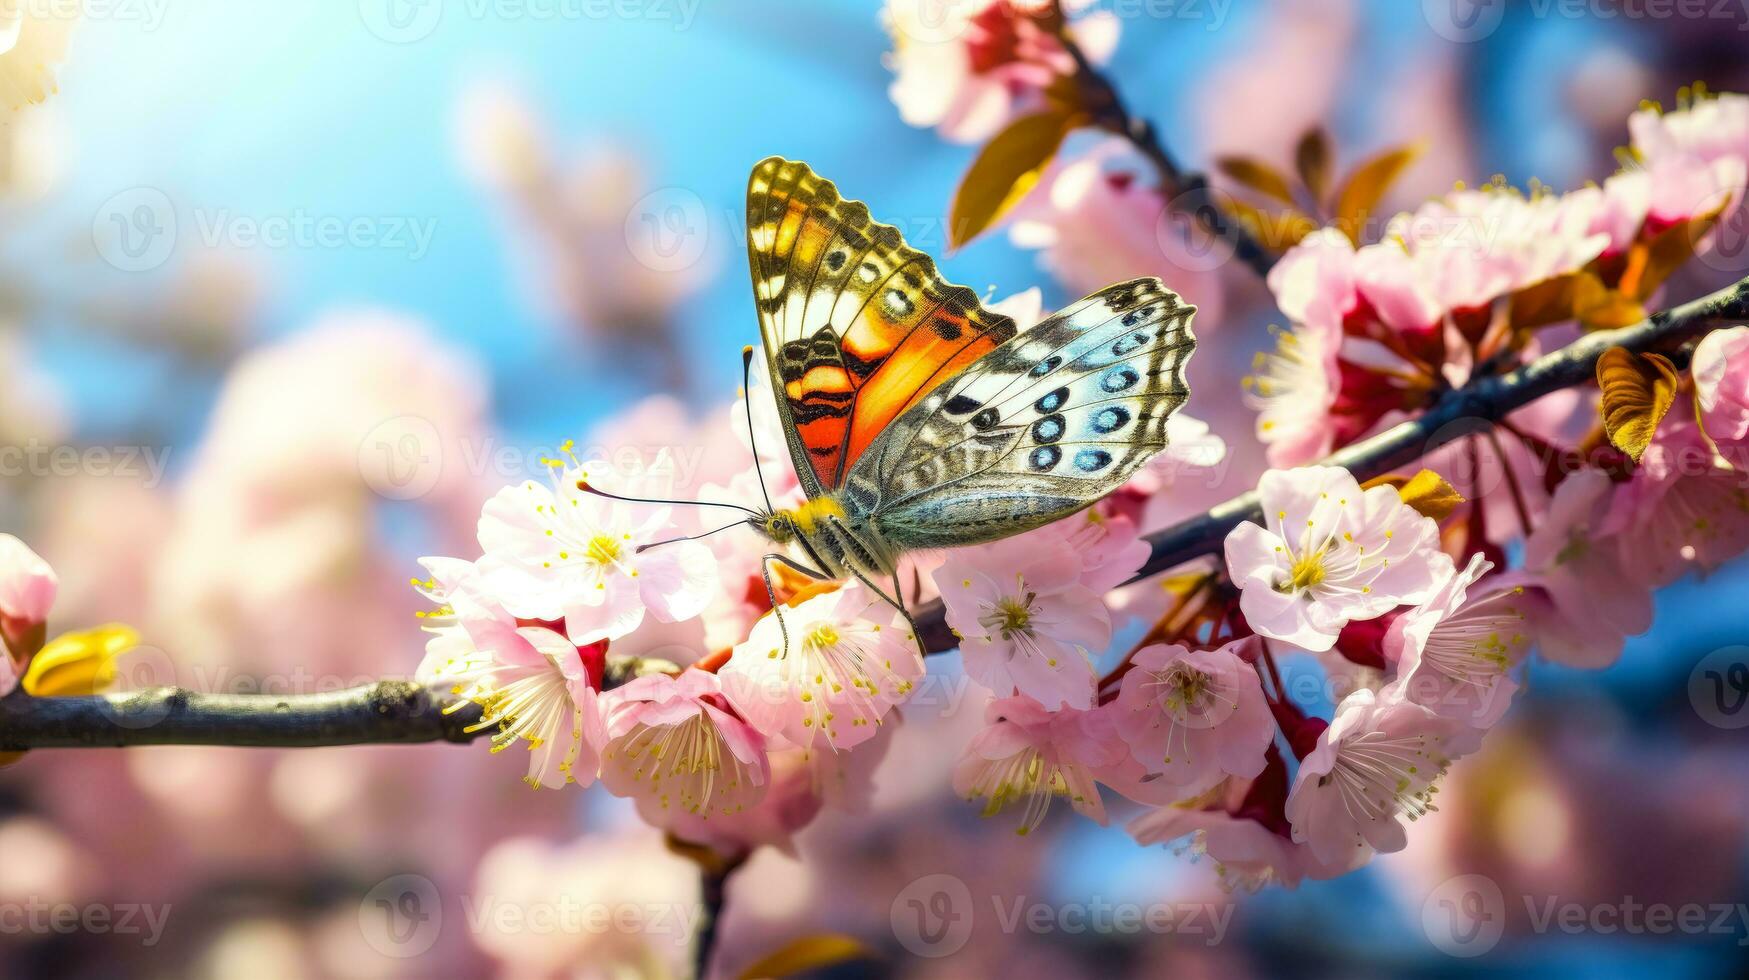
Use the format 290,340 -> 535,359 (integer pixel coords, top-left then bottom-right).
835,561 -> 924,657
759,553 -> 831,659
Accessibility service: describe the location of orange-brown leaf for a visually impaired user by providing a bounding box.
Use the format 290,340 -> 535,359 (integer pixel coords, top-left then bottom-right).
1364,470 -> 1466,521
1334,142 -> 1425,245
1215,155 -> 1298,205
1295,128 -> 1333,202
1596,346 -> 1679,462
737,934 -> 878,980
1224,197 -> 1318,253
948,110 -> 1079,249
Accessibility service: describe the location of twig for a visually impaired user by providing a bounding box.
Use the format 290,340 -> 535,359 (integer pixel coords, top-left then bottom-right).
1057,28 -> 1277,279
2,277 -> 1746,750
690,853 -> 745,980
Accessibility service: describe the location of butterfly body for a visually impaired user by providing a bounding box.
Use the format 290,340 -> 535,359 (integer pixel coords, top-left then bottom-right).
743,156 -> 1197,612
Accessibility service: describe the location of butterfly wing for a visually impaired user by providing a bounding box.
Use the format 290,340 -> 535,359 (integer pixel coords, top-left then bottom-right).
846,278 -> 1196,549
746,157 -> 1020,496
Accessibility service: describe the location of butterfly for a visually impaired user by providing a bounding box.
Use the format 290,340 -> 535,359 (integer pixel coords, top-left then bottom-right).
735,156 -> 1198,645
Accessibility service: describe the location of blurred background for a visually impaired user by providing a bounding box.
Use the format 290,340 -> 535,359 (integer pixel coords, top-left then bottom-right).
4,0 -> 1749,977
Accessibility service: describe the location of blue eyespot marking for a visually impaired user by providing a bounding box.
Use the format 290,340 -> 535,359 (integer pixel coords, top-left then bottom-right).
1035,387 -> 1070,413
1074,449 -> 1112,472
1032,414 -> 1065,444
1029,445 -> 1062,471
1110,332 -> 1150,357
1100,366 -> 1140,393
1030,355 -> 1062,378
1090,406 -> 1131,434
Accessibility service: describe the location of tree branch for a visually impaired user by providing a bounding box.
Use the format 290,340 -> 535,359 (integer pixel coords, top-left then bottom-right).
3,277 -> 1746,751
1057,26 -> 1277,279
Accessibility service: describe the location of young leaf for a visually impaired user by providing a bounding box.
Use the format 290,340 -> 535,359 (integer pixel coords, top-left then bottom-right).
1333,142 -> 1426,245
1224,197 -> 1318,253
948,109 -> 1079,249
1295,128 -> 1333,202
1596,346 -> 1679,462
1215,155 -> 1297,205
1362,469 -> 1466,521
1573,273 -> 1648,331
736,934 -> 878,980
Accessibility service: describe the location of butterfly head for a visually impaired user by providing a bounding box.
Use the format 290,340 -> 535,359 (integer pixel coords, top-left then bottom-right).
758,496 -> 846,545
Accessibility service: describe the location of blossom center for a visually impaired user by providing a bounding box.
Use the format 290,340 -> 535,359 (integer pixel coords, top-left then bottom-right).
1282,548 -> 1328,592
585,533 -> 623,566
805,623 -> 840,649
981,594 -> 1036,638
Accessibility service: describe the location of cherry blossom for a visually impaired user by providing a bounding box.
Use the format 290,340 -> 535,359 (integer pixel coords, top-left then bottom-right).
0,532 -> 56,679
476,457 -> 718,646
1007,143 -> 1225,326
1129,748 -> 1339,889
1629,90 -> 1749,176
1519,469 -> 1652,668
1244,320 -> 1343,466
1224,466 -> 1450,652
414,557 -> 606,790
884,0 -> 1118,144
598,670 -> 770,829
1108,637 -> 1273,795
720,583 -> 922,751
1285,688 -> 1475,873
1381,554 -> 1527,728
952,696 -> 1127,835
1600,411 -> 1749,588
1388,186 -> 1612,316
937,535 -> 1108,709
1694,325 -> 1749,461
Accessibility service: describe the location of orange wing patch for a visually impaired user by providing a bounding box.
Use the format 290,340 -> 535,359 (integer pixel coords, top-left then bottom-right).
747,157 -> 1018,489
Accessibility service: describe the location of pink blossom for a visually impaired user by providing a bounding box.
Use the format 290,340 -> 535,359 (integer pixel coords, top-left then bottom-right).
414,558 -> 606,790
952,696 -> 1127,835
720,584 -> 922,751
1006,143 -> 1225,326
1629,92 -> 1749,175
1225,466 -> 1450,652
1129,752 -> 1340,889
936,535 -> 1108,709
1520,469 -> 1653,668
598,670 -> 770,828
1382,554 -> 1528,728
1268,228 -> 1359,335
476,458 -> 718,646
0,532 -> 56,674
470,830 -> 695,976
1600,411 -> 1749,589
1694,325 -> 1749,457
1285,688 -> 1475,873
884,0 -> 1118,145
1108,638 -> 1273,795
1387,187 -> 1611,316
1020,506 -> 1149,594
1244,320 -> 1342,466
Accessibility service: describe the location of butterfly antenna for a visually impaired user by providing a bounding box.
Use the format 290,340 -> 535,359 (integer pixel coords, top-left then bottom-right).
575,480 -> 760,519
742,345 -> 777,515
636,518 -> 755,554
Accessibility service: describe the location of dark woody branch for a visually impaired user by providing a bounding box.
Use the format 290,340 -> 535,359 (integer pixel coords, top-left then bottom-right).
4,276 -> 1747,751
